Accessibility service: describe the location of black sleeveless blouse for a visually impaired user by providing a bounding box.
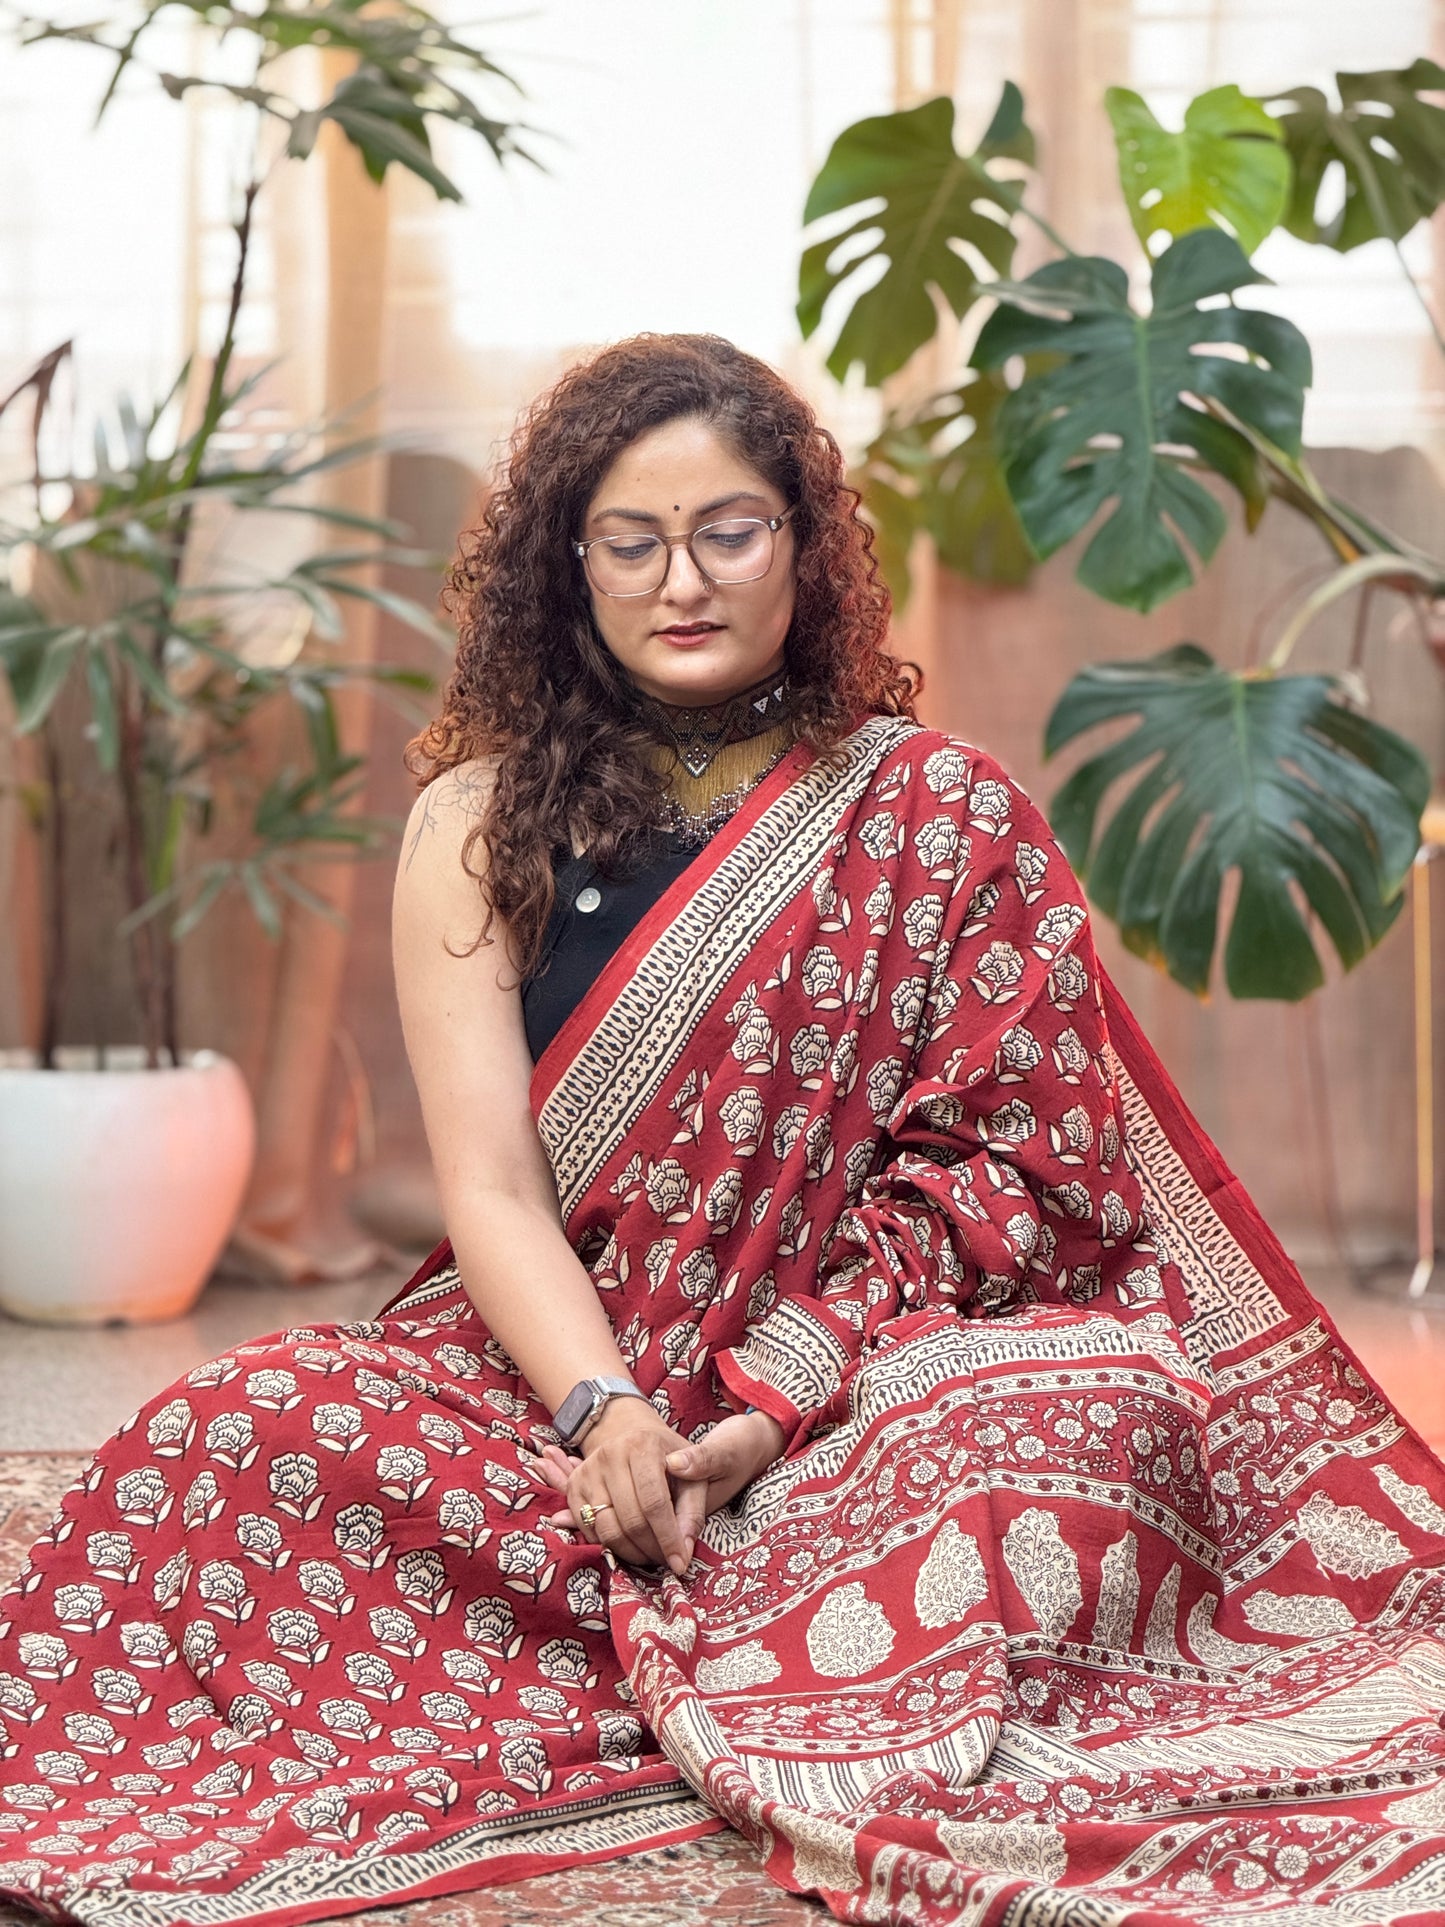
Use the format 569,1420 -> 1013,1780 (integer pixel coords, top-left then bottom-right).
521,829 -> 703,1064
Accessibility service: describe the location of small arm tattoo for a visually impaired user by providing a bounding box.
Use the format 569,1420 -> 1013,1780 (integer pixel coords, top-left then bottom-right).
405,766 -> 491,871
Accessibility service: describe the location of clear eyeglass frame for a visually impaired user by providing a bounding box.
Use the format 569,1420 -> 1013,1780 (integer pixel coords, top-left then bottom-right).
572,506 -> 797,598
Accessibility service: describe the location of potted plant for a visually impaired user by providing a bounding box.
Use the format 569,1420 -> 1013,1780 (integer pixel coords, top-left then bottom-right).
0,0 -> 532,1322
797,64 -> 1443,1000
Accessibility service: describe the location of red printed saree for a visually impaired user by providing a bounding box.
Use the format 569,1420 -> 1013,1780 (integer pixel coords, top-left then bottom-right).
4,714 -> 1445,1927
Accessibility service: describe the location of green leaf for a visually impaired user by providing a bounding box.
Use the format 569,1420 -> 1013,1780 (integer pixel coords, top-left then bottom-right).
297,69 -> 463,199
853,370 -> 1035,608
973,228 -> 1311,612
1044,642 -> 1426,1000
853,471 -> 921,611
919,370 -> 1036,585
1106,83 -> 1291,256
1,623 -> 88,731
1275,60 -> 1445,251
798,90 -> 1029,384
83,644 -> 120,770
240,863 -> 283,940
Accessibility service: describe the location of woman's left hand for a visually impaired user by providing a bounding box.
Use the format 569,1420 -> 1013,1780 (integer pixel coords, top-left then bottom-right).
532,1408 -> 786,1539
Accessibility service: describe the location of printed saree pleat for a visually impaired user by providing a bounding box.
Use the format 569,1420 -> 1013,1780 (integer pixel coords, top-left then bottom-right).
4,716 -> 1445,1927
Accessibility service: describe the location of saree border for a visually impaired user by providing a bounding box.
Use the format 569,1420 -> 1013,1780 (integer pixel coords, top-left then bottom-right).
63,1780 -> 720,1927
532,715 -> 921,1221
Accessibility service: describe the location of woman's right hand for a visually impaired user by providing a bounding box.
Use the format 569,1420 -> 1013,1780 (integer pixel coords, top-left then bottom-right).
543,1399 -> 706,1576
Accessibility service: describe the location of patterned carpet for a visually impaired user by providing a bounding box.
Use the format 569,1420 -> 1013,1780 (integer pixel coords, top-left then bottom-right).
0,1453 -> 822,1927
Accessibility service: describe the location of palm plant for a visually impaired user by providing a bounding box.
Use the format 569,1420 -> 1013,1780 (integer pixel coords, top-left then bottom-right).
0,0 -> 534,1066
799,66 -> 1443,1000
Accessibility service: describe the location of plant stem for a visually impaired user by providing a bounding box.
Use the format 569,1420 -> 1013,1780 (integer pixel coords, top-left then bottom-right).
1392,235 -> 1445,366
38,723 -> 65,1071
117,667 -> 166,1067
990,177 -> 1077,258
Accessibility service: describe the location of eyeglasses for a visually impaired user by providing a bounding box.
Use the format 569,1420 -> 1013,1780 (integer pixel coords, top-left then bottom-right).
573,507 -> 796,598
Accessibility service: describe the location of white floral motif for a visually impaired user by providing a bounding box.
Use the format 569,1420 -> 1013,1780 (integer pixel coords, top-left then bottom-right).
865,1058 -> 905,1125
986,1099 -> 1036,1148
642,1239 -> 677,1292
1295,1493 -> 1408,1579
922,748 -> 969,801
643,1158 -> 693,1222
968,780 -> 1014,839
1034,902 -> 1086,951
693,1641 -> 783,1692
998,1026 -> 1043,1079
805,1583 -> 895,1678
830,1029 -> 860,1091
913,1522 -> 988,1630
902,893 -> 945,953
773,1809 -> 861,1897
889,976 -> 928,1042
971,940 -> 1025,1004
1049,953 -> 1089,1007
1374,1464 -> 1445,1534
915,815 -> 964,874
146,1400 -> 195,1456
857,811 -> 899,861
937,1820 -> 1067,1881
800,946 -> 842,999
719,1089 -> 765,1155
789,1024 -> 832,1084
1015,841 -> 1049,892
863,880 -> 894,933
964,880 -> 1001,931
705,1163 -> 747,1240
1001,1510 -> 1082,1640
772,1105 -> 810,1161
729,1005 -> 774,1070
677,1249 -> 719,1305
1090,1533 -> 1139,1650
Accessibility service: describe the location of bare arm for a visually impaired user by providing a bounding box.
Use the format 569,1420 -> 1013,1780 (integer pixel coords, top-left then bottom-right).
392,762 -> 698,1572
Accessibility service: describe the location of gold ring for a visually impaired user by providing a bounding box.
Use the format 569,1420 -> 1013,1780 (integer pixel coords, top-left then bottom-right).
579,1501 -> 612,1528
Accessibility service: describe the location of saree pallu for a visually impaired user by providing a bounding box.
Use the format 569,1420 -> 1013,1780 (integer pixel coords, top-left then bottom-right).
4,715 -> 1445,1927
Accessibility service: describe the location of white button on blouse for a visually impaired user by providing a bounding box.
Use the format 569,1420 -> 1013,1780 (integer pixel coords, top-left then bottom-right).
575,885 -> 602,914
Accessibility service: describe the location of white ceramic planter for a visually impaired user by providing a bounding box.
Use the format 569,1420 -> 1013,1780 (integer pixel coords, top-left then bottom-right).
0,1049 -> 256,1325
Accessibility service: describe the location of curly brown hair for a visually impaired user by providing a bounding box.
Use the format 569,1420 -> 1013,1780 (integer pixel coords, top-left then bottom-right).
406,332 -> 921,981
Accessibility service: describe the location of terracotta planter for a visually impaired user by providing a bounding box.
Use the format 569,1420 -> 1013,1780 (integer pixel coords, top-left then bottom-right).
0,1049 -> 255,1324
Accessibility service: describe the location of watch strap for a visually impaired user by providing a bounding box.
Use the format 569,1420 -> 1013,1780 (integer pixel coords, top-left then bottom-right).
555,1375 -> 647,1447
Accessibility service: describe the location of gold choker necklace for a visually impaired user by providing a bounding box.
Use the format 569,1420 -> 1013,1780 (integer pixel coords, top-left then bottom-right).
632,669 -> 792,778
632,670 -> 796,847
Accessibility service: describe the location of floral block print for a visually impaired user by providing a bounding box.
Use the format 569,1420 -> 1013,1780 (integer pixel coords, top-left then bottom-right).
4,720 -> 1445,1927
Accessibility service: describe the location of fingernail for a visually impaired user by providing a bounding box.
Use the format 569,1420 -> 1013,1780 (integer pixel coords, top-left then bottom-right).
668,1555 -> 686,1576
682,1539 -> 694,1563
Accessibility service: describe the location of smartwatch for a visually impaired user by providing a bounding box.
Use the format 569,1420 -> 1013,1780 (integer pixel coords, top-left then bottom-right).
554,1375 -> 647,1448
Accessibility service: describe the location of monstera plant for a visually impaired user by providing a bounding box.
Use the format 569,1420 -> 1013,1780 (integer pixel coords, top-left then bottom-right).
799,65 -> 1444,1001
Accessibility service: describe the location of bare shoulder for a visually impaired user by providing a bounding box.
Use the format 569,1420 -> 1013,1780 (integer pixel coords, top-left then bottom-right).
400,756 -> 500,881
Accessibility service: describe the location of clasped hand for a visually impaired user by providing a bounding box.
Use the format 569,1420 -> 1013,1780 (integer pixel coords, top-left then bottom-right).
534,1400 -> 784,1576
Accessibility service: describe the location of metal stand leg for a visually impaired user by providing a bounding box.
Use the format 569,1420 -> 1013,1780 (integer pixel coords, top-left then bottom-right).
1409,849 -> 1438,1299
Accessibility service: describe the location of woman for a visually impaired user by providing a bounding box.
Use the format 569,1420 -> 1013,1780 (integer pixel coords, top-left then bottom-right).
4,334 -> 1445,1927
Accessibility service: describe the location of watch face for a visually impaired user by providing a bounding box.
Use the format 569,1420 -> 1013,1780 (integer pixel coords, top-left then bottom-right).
556,1381 -> 598,1443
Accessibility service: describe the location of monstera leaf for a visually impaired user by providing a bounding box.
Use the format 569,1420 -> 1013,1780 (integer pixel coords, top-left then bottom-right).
1275,60 -> 1445,250
855,371 -> 1034,608
972,228 -> 1311,612
1106,84 -> 1291,256
798,87 -> 1033,384
1045,644 -> 1429,1001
